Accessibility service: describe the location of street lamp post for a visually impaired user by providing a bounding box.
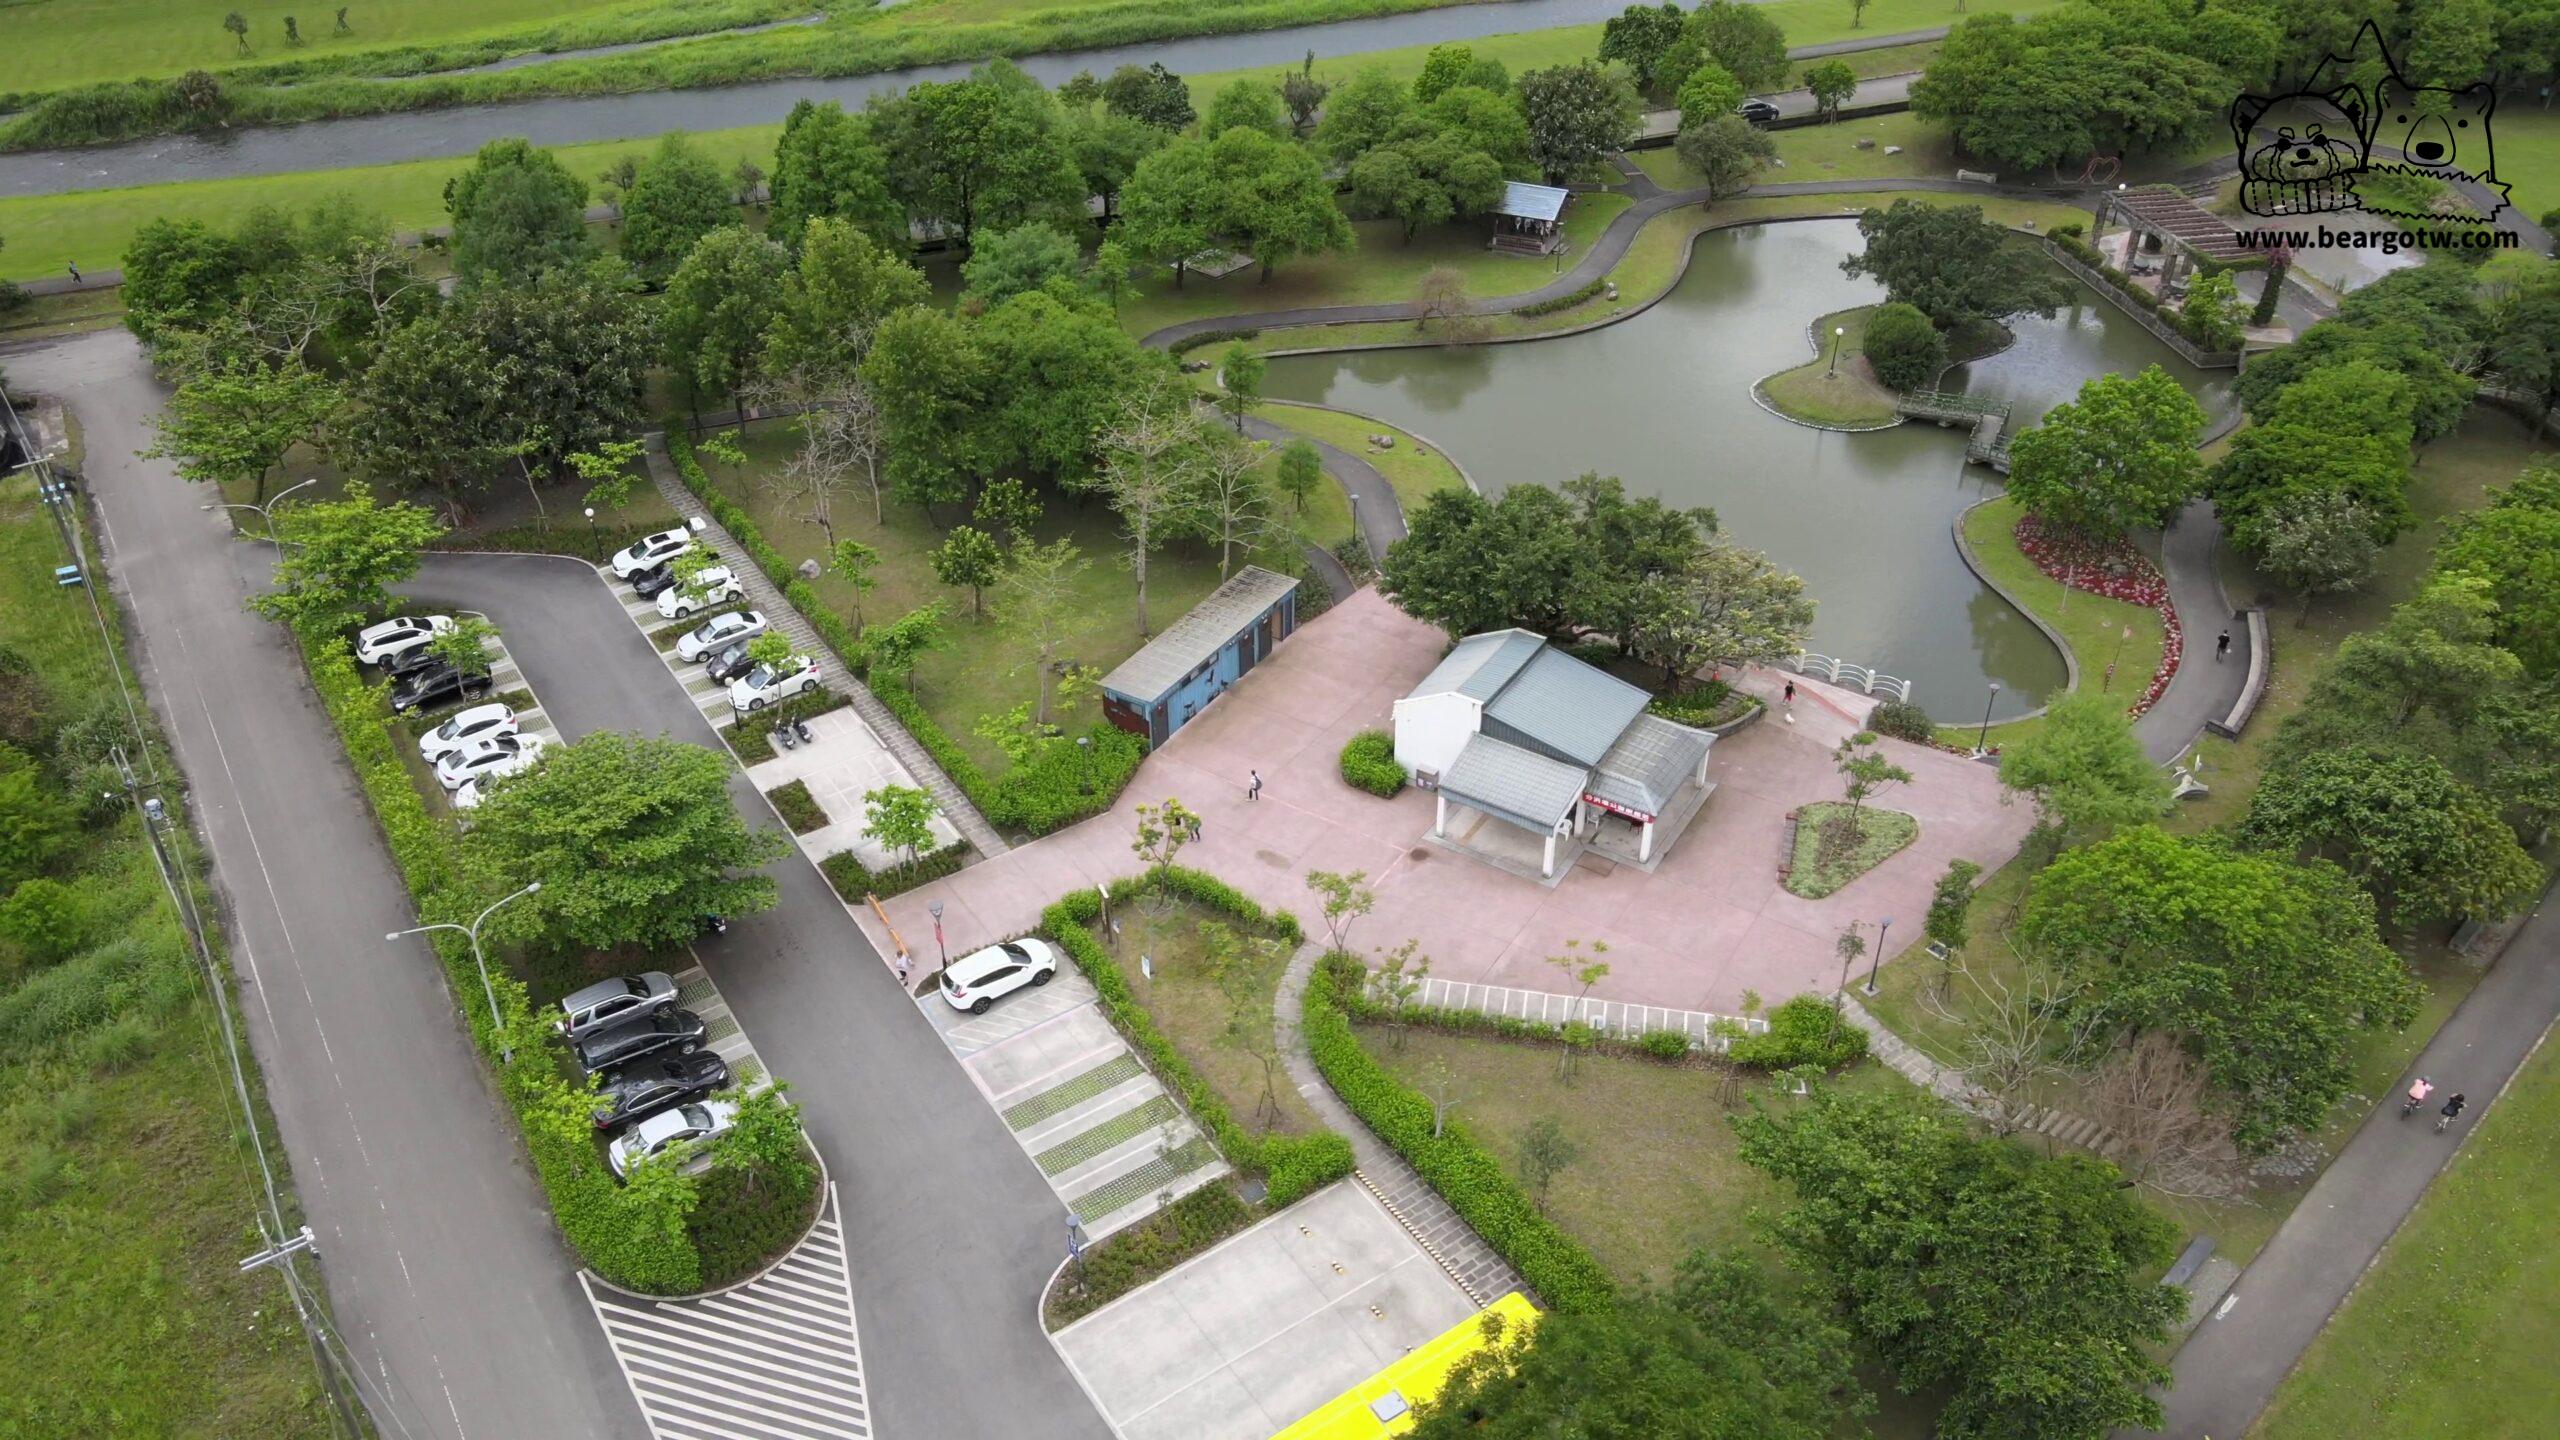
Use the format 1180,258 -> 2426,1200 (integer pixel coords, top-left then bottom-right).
1826,324 -> 1846,376
200,476 -> 320,544
386,881 -> 542,1063
929,899 -> 947,971
1862,916 -> 1892,995
1076,734 -> 1094,797
1974,681 -> 2001,757
584,506 -> 597,534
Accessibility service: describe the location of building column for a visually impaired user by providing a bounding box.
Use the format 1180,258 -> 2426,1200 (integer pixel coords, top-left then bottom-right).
1433,792 -> 1448,838
1639,818 -> 1655,864
1541,830 -> 1557,879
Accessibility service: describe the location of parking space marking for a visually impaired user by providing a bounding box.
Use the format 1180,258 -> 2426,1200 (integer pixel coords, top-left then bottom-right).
595,573 -> 753,730
583,1188 -> 870,1440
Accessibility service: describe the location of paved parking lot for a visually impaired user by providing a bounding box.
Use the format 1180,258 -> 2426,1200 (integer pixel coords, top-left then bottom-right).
1052,1181 -> 1480,1440
745,711 -> 964,874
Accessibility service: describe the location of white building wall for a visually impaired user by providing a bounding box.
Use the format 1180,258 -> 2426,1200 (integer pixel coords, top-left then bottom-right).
1392,693 -> 1481,778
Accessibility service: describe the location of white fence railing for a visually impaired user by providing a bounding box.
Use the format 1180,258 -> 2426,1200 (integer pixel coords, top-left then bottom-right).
1789,653 -> 1915,704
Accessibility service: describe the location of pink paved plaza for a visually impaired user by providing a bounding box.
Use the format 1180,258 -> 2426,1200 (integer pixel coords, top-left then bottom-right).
858,590 -> 2033,1014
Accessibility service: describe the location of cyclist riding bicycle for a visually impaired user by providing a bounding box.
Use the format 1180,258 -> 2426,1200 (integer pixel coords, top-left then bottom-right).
2407,1076 -> 2433,1105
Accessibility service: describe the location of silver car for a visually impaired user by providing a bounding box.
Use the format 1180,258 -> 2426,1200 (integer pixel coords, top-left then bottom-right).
555,971 -> 678,1040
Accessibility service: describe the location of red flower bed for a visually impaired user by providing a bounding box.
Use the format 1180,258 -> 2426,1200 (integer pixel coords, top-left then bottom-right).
2011,514 -> 2181,717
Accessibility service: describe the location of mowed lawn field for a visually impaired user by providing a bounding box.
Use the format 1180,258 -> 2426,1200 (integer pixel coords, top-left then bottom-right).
2252,1024 -> 2560,1439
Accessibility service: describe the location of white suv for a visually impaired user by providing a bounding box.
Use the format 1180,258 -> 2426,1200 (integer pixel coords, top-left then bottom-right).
938,938 -> 1060,1015
657,566 -> 745,621
418,702 -> 516,763
728,655 -> 820,712
354,614 -> 454,666
436,732 -> 548,791
611,527 -> 695,579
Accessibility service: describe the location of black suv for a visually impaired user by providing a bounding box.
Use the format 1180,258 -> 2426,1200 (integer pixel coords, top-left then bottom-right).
629,559 -> 682,599
591,1051 -> 730,1130
392,664 -> 494,715
1739,98 -> 1782,126
572,1007 -> 708,1075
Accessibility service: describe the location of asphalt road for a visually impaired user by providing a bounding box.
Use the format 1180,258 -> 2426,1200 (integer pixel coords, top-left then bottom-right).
405,554 -> 1114,1440
15,328 -> 646,1440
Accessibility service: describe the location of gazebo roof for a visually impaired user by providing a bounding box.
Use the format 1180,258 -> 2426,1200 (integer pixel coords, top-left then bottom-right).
2108,185 -> 2256,262
1440,733 -> 1586,837
1494,182 -> 1569,224
1586,714 -> 1713,821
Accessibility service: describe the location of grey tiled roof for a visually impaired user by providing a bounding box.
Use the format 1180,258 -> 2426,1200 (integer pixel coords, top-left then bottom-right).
1496,181 -> 1569,224
1440,734 -> 1586,836
1483,648 -> 1650,768
1586,714 -> 1713,820
1408,629 -> 1545,702
1099,565 -> 1299,703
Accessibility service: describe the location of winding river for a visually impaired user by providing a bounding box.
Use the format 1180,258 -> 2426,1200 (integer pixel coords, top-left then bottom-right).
1261,218 -> 2237,722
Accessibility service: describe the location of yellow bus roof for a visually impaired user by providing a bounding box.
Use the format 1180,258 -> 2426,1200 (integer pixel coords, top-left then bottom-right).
1266,1293 -> 1540,1440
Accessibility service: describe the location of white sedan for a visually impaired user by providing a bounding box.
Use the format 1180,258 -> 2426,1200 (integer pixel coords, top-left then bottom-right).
676,608 -> 767,662
417,702 -> 517,763
354,614 -> 454,666
610,526 -> 695,580
608,1100 -> 739,1179
656,565 -> 745,621
729,655 -> 821,713
436,732 -> 548,791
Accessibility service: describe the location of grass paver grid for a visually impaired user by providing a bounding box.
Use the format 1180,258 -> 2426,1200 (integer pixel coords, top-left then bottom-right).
1071,1138 -> 1220,1223
1004,1052 -> 1146,1130
1037,1095 -> 1182,1176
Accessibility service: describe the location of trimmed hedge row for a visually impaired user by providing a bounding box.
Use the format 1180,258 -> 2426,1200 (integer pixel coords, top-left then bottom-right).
1338,729 -> 1405,798
434,519 -> 664,563
303,638 -> 703,1293
1727,994 -> 1870,1071
765,779 -> 827,834
1168,327 -> 1261,356
666,425 -> 1143,835
1045,1181 -> 1256,1329
1303,950 -> 1616,1313
1515,278 -> 1606,318
1041,869 -> 1350,1207
1330,970 -> 1710,1065
818,841 -> 970,903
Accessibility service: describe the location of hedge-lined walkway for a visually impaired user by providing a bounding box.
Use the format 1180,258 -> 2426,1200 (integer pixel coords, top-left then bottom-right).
1273,942 -> 1527,1308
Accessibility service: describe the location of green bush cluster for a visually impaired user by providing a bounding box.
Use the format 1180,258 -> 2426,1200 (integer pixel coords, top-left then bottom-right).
689,1161 -> 823,1290
1303,950 -> 1615,1313
1168,327 -> 1262,356
1042,870 -> 1344,1205
1860,300 -> 1945,392
1727,994 -> 1869,1071
1046,1182 -> 1255,1328
1864,699 -> 1936,742
764,779 -> 827,834
1636,1028 -> 1693,1061
1646,679 -> 1752,728
303,637 -> 708,1292
818,841 -> 968,903
2045,233 -> 2247,354
433,519 -> 668,563
0,278 -> 29,319
1337,729 -> 1405,797
987,723 -> 1146,836
1516,278 -> 1607,317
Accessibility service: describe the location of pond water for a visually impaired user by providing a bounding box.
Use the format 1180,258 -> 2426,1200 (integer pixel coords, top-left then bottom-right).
1261,217 -> 2237,722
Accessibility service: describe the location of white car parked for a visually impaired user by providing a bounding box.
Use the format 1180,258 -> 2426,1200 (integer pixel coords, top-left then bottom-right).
608,1100 -> 739,1179
354,614 -> 455,666
436,732 -> 549,791
728,655 -> 821,713
452,777 -> 489,811
610,526 -> 695,579
417,702 -> 517,763
937,938 -> 1060,1015
676,608 -> 767,662
656,565 -> 745,621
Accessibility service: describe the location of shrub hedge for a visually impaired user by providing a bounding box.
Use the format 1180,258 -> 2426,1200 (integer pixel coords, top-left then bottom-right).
1045,1182 -> 1255,1329
1168,327 -> 1261,356
1516,278 -> 1607,317
818,842 -> 969,903
764,779 -> 827,834
1303,950 -> 1615,1313
1727,994 -> 1870,1071
303,638 -> 703,1292
690,1162 -> 823,1290
1861,300 -> 1944,392
1337,729 -> 1405,798
433,519 -> 664,563
1041,870 -> 1348,1207
1865,699 -> 1936,742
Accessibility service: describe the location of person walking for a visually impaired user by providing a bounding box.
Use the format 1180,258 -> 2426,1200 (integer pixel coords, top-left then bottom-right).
895,952 -> 912,989
1185,814 -> 1202,842
2436,1092 -> 2467,1133
2216,628 -> 2232,662
1247,769 -> 1262,802
65,261 -> 80,285
1782,680 -> 1796,723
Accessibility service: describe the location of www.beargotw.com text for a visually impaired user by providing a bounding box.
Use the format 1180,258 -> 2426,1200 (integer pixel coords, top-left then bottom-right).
2235,225 -> 2522,255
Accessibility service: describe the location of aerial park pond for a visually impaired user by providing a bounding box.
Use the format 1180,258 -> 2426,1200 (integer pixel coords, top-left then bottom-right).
1261,217 -> 2238,723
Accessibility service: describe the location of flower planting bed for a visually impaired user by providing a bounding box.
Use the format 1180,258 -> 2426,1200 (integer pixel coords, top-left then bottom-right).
2011,514 -> 2182,716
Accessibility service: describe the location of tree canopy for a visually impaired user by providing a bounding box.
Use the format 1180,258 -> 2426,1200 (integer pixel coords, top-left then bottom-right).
252,481 -> 446,638
445,137 -> 592,285
618,132 -> 734,284
2241,745 -> 2541,926
660,226 -> 790,419
766,99 -> 905,252
2002,365 -> 2207,539
1996,689 -> 2169,839
870,63 -> 1086,248
1838,199 -> 2072,333
1517,63 -> 1641,182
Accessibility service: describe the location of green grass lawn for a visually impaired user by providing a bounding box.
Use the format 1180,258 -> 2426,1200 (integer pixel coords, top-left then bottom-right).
1935,494 -> 2167,751
2252,1022 -> 2560,1439
1785,803 -> 1918,898
1247,400 -> 1469,513
1633,110 -> 1960,189
0,476 -> 329,1437
2469,106 -> 2560,223
1099,899 -> 1322,1136
696,418 -> 1268,777
1755,302 -> 1899,426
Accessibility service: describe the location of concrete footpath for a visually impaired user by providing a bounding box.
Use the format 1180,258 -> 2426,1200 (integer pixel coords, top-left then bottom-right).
2144,886 -> 2560,1438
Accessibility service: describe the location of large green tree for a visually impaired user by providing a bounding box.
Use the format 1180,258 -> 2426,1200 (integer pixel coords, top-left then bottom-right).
2232,318 -> 2474,446
1598,2 -> 1692,94
1315,65 -> 1417,163
1996,689 -> 2170,840
971,287 -> 1153,484
1673,0 -> 1791,93
766,99 -> 905,252
659,226 -> 790,424
2002,365 -> 2206,539
2241,746 -> 2540,925
1427,84 -> 1534,174
861,303 -> 986,511
120,218 -> 245,347
1120,127 -> 1352,283
1517,63 -> 1641,183
1099,61 -> 1195,130
1838,199 -> 2071,333
1621,536 -> 1814,687
1909,7 -> 2237,172
871,64 -> 1086,248
1409,1250 -> 1868,1439
1201,77 -> 1287,138
251,481 -> 446,637
1733,1088 -> 2184,1440
141,343 -> 342,503
1672,113 -> 1776,200
959,223 -> 1086,306
1059,104 -> 1166,223
1382,484 -> 1597,639
445,138 -> 592,284
2022,826 -> 2419,1148
1347,131 -> 1505,242
466,731 -> 785,953
2434,463 -> 2560,676
618,132 -> 736,284
2257,489 -> 2383,627
761,216 -> 930,385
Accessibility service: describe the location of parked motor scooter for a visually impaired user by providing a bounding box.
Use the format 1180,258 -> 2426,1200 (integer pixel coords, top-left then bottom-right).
793,717 -> 817,746
773,722 -> 798,752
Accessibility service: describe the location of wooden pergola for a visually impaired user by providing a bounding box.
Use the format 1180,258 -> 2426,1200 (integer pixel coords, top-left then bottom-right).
2089,185 -> 2255,297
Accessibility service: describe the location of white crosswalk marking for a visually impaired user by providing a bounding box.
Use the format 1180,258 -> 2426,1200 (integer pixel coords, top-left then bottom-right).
583,1188 -> 871,1440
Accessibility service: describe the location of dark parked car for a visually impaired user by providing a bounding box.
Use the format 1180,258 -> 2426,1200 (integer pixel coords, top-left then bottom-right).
391,663 -> 493,715
1738,98 -> 1782,125
628,560 -> 681,599
704,638 -> 758,684
591,1051 -> 730,1130
572,1007 -> 707,1075
383,642 -> 447,681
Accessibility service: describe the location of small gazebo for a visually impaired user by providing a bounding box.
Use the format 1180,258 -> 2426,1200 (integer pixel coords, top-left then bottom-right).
1490,182 -> 1571,256
2087,185 -> 2256,302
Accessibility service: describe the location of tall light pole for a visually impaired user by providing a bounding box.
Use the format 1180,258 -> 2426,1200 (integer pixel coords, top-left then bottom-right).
1974,681 -> 2001,757
1826,324 -> 1846,376
387,880 -> 542,1062
929,899 -> 947,972
1862,916 -> 1892,995
201,475 -> 320,544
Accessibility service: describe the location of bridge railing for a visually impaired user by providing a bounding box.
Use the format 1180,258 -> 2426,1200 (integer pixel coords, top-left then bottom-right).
1789,653 -> 1915,704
